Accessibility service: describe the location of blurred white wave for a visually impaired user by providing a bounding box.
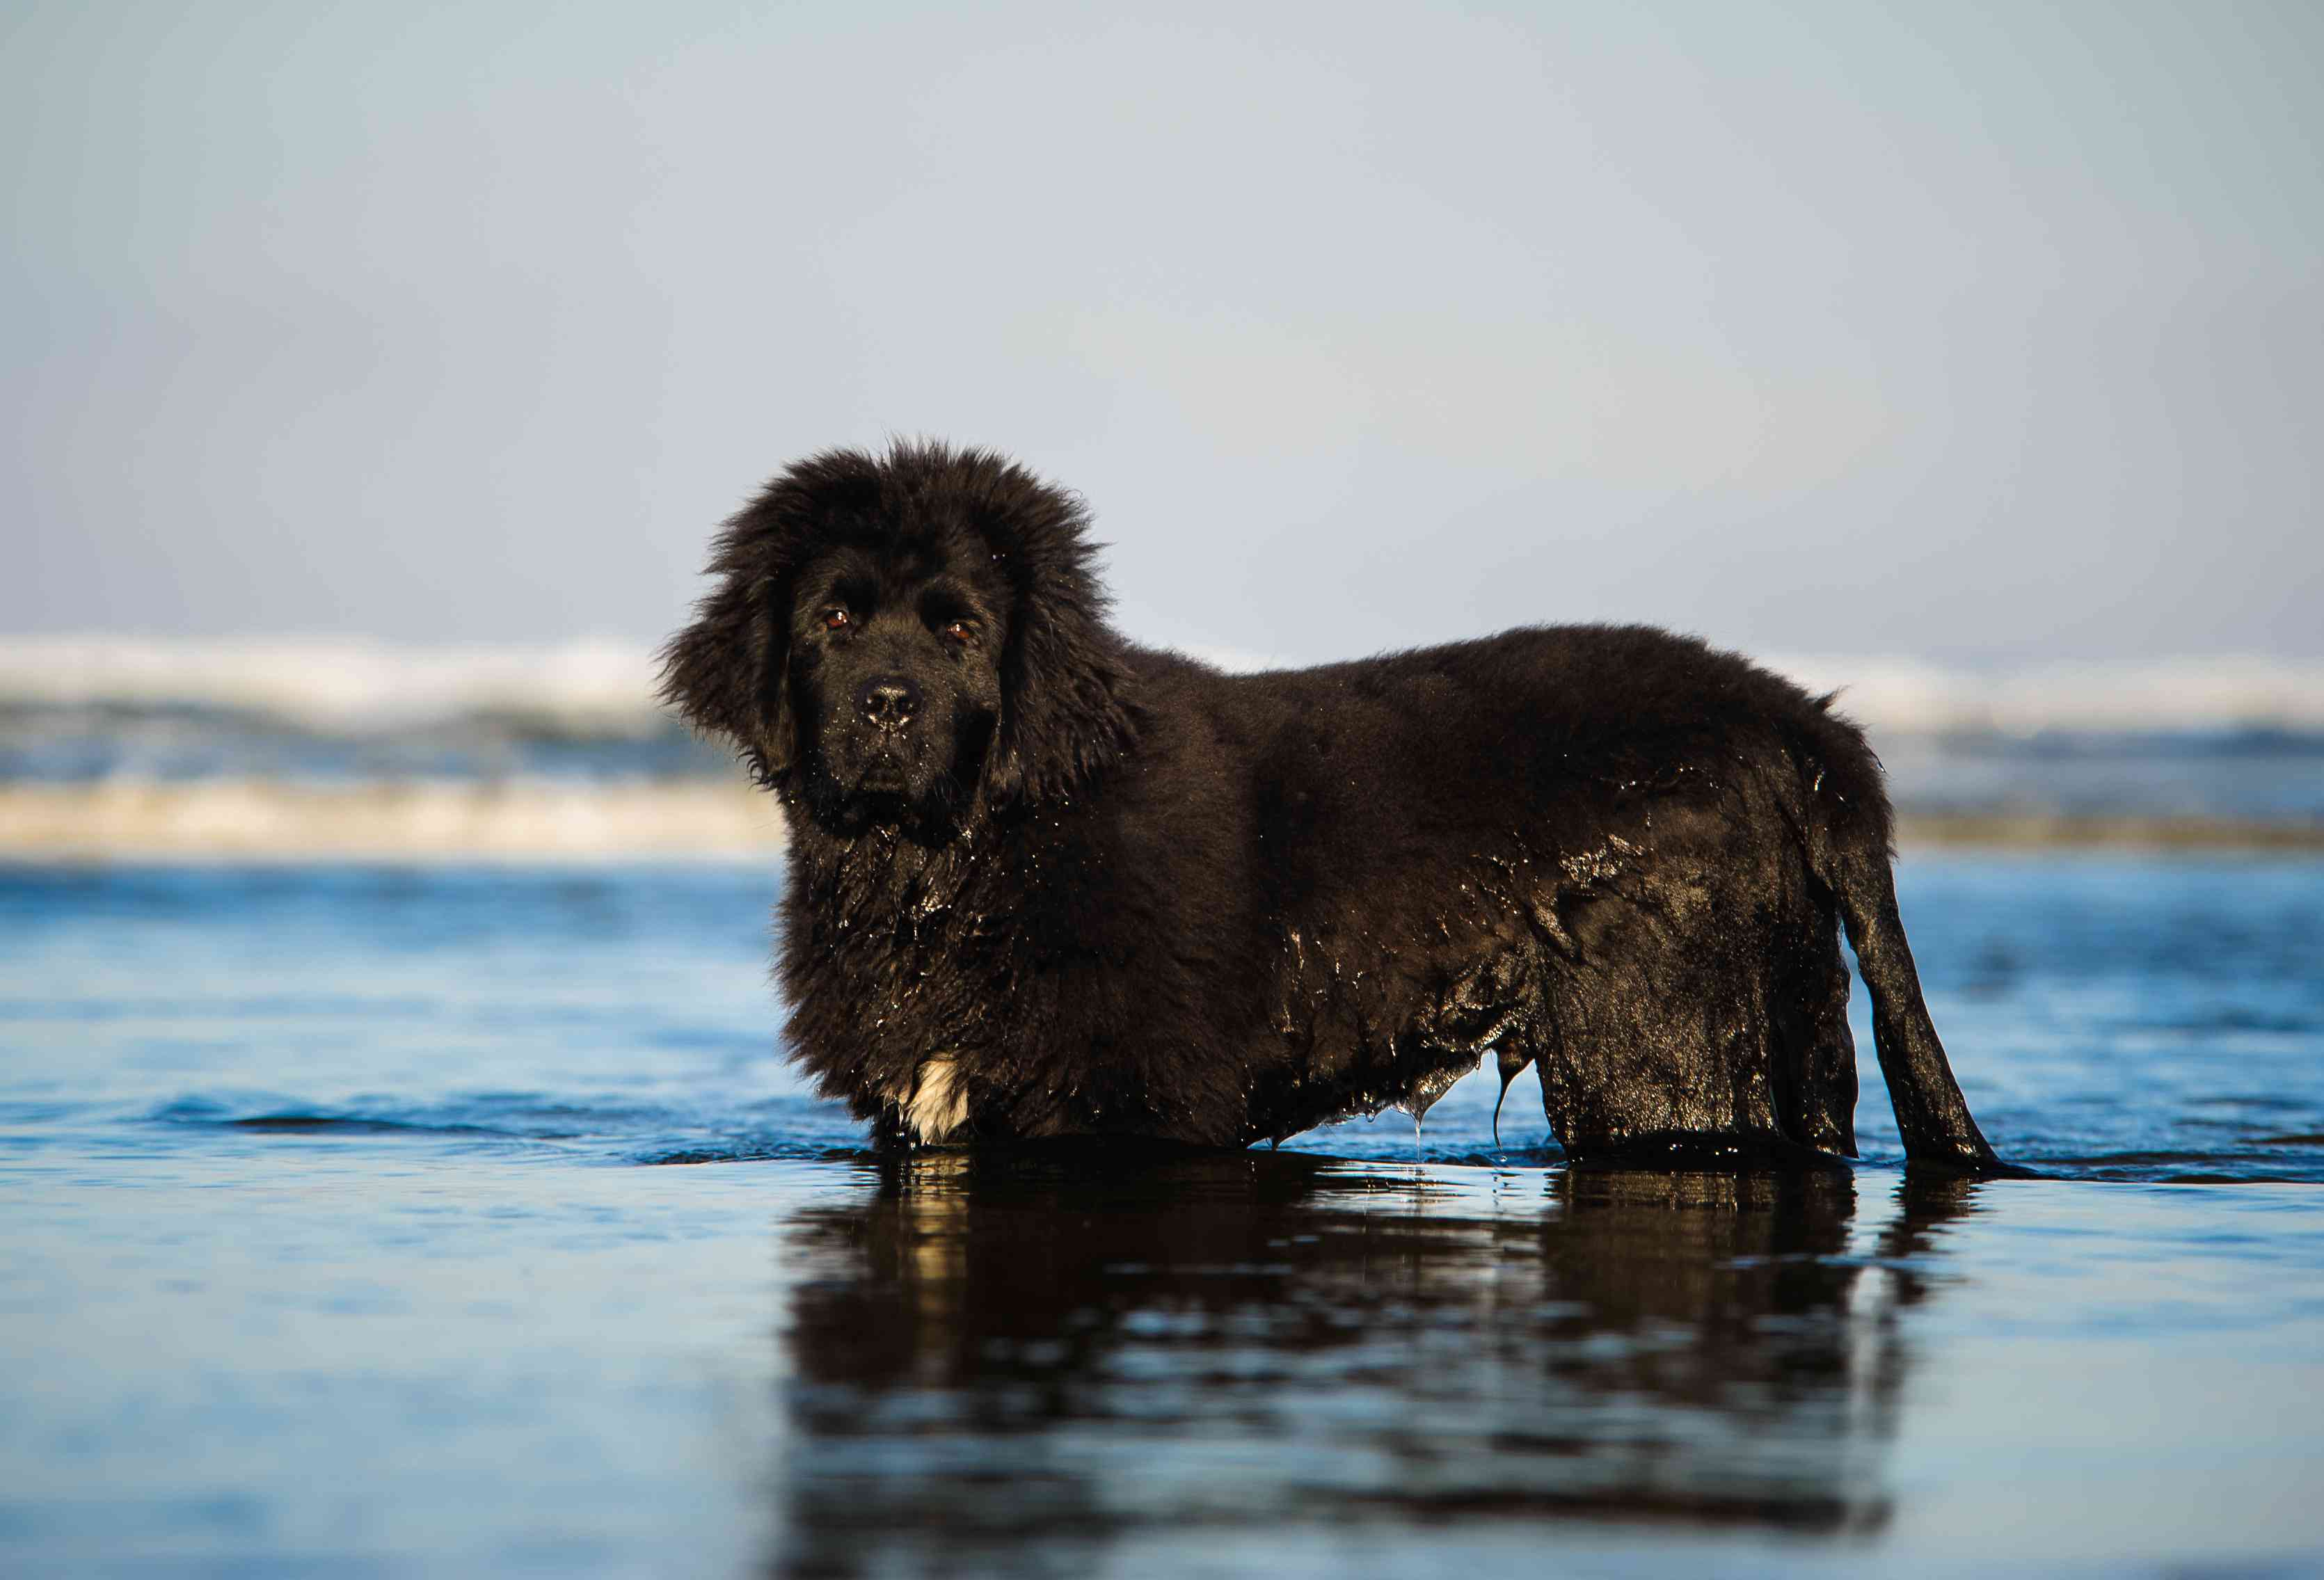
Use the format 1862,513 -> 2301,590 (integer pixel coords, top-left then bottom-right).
0,636 -> 669,733
1,635 -> 2320,738
1764,653 -> 2324,737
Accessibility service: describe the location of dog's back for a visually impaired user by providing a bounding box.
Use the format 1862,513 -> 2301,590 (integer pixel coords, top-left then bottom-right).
1133,624 -> 2004,1170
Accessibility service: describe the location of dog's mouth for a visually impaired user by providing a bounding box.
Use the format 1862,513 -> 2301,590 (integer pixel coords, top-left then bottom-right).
818,735 -> 975,840
854,760 -> 912,797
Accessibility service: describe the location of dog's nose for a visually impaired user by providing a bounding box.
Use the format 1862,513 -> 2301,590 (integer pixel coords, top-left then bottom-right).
857,676 -> 923,730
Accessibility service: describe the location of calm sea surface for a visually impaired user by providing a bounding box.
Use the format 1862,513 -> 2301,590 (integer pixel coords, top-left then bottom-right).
3,854 -> 2321,1577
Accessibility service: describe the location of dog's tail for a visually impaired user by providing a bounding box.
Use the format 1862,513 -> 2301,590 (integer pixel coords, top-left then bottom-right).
1831,847 -> 2007,1172
1802,714 -> 2017,1175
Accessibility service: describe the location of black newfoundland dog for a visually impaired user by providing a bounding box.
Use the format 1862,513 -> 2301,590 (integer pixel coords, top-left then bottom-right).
664,442 -> 2013,1174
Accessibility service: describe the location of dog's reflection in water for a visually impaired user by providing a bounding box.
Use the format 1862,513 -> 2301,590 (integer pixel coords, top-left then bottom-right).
773,1152 -> 1979,1577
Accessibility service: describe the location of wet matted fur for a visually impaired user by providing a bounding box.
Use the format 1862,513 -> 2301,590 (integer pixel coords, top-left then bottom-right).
662,442 -> 2012,1172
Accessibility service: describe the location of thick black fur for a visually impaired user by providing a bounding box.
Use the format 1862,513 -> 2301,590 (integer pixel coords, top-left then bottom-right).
663,442 -> 2011,1173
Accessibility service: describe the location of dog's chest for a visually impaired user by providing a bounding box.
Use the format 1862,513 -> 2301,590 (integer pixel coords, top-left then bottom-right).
779,838 -> 1022,1083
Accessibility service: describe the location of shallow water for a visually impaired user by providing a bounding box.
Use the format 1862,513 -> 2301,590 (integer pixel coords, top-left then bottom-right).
2,855 -> 2321,1576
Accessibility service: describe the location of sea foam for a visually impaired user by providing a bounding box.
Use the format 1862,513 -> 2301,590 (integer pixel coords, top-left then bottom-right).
6,635 -> 2321,737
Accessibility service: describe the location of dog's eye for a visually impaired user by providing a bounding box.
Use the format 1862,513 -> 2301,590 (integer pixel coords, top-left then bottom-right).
941,619 -> 976,645
820,607 -> 851,631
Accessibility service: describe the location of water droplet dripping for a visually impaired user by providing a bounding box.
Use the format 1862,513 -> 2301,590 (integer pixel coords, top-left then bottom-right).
1395,1062 -> 1470,1133
1490,1046 -> 1534,1149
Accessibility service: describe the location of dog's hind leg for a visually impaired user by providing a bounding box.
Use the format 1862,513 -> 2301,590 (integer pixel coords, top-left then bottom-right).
1772,902 -> 1859,1158
1527,886 -> 1807,1167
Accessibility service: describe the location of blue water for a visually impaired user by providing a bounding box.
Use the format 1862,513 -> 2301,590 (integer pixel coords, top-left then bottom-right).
3,855 -> 2322,1576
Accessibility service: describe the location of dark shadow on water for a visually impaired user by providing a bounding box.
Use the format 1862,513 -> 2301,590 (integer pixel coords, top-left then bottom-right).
768,1153 -> 1984,1577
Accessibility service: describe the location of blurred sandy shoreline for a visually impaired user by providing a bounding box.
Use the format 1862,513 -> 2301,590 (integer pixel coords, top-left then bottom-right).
1,779 -> 2316,861
0,780 -> 789,861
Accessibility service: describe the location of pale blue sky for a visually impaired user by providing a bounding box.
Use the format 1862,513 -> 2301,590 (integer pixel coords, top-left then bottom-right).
5,1 -> 2318,663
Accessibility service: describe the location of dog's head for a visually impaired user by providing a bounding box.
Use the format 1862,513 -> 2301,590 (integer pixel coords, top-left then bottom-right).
661,442 -> 1136,836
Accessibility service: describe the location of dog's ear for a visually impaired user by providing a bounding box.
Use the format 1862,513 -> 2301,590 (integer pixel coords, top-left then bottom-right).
660,565 -> 788,786
661,475 -> 820,787
981,501 -> 1138,808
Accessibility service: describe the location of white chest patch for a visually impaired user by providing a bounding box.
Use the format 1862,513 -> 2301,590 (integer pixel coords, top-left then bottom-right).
902,1058 -> 969,1144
